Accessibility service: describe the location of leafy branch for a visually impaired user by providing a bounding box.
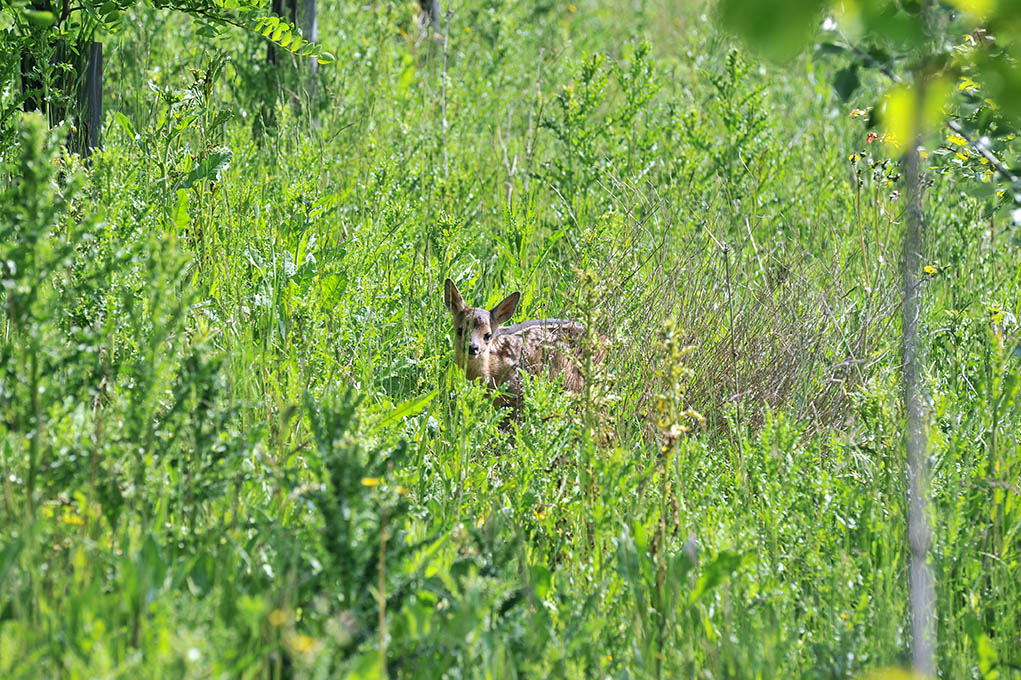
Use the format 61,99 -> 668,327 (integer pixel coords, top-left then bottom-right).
2,0 -> 334,63
817,27 -> 1020,197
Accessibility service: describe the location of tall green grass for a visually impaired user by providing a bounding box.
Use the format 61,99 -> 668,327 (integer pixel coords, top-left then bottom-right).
1,1 -> 1018,677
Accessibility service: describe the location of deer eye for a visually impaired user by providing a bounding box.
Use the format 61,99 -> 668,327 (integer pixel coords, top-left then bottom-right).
483,333 -> 492,341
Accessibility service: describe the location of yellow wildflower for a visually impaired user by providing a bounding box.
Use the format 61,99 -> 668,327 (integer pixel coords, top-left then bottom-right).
61,512 -> 85,526
287,634 -> 318,654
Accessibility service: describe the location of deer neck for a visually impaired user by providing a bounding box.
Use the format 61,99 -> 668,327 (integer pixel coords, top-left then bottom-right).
471,334 -> 520,386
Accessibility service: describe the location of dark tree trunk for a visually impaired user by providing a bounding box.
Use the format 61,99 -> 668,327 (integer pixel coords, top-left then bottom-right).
20,0 -> 54,114
420,0 -> 440,33
267,0 -> 283,64
21,51 -> 42,114
267,0 -> 298,64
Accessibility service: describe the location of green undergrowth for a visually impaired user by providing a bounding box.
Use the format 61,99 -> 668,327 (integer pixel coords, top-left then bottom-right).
1,1 -> 1019,677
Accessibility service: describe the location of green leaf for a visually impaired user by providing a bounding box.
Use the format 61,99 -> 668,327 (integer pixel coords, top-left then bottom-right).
866,45 -> 892,67
187,553 -> 216,596
173,189 -> 190,232
833,65 -> 860,101
963,179 -> 996,201
320,272 -> 348,306
975,53 -> 1021,126
139,533 -> 167,590
180,149 -> 232,190
0,537 -> 23,589
197,23 -> 221,38
347,649 -> 383,680
115,111 -> 135,139
881,85 -> 914,153
23,9 -> 56,26
530,564 -> 552,599
208,109 -> 234,130
718,0 -> 827,61
816,42 -> 847,56
860,3 -> 926,50
369,390 -> 438,434
977,634 -> 998,677
688,550 -> 747,604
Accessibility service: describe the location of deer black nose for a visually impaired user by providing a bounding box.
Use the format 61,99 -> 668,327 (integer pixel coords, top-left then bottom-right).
468,344 -> 479,356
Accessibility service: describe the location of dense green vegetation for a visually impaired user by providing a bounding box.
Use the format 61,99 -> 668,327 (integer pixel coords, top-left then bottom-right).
2,1 -> 1019,677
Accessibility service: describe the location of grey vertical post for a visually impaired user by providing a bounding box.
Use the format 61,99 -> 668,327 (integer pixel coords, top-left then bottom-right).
902,81 -> 935,679
300,0 -> 318,117
81,42 -> 103,156
421,0 -> 440,34
301,0 -> 318,63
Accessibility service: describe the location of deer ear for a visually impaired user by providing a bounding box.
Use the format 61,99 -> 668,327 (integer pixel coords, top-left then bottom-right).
444,278 -> 466,314
490,292 -> 520,326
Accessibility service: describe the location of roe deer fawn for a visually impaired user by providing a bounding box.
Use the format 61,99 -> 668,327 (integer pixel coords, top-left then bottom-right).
443,278 -> 595,407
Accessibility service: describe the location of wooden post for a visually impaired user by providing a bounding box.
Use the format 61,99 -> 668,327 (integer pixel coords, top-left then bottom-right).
79,42 -> 102,157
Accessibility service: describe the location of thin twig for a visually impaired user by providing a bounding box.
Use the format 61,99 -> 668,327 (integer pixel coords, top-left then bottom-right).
701,218 -> 741,430
854,168 -> 873,290
548,182 -> 578,230
377,509 -> 389,677
700,215 -> 725,252
743,215 -> 769,286
723,247 -> 741,431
